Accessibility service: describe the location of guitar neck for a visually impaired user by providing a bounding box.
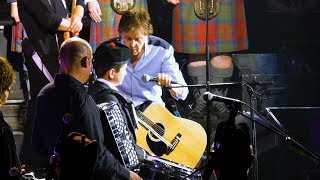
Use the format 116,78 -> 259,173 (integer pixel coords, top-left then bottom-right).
136,110 -> 156,128
136,110 -> 172,147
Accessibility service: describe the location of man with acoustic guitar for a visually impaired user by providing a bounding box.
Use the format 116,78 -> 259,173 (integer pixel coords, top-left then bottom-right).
111,9 -> 207,171
18,0 -> 85,170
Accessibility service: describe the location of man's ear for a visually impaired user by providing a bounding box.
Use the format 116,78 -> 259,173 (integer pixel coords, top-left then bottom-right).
109,68 -> 115,79
81,57 -> 89,68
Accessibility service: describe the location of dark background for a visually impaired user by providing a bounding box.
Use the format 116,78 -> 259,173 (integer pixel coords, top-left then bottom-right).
244,0 -> 320,71
1,1 -> 320,179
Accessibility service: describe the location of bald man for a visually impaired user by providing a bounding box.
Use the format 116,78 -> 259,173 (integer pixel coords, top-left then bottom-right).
32,37 -> 142,179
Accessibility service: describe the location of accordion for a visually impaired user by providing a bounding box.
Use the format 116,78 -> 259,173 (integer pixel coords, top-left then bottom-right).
98,101 -> 140,170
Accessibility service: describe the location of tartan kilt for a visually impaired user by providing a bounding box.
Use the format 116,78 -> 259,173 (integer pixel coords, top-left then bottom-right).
172,0 -> 248,54
90,0 -> 148,52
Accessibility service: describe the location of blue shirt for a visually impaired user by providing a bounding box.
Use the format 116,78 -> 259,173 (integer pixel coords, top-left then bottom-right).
118,35 -> 189,107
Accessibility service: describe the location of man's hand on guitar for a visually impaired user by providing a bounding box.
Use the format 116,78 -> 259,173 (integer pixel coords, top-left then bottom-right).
87,0 -> 102,22
129,171 -> 142,180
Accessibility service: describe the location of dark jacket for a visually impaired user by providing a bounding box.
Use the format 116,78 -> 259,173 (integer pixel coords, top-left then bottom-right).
0,111 -> 23,180
89,80 -> 145,179
32,74 -> 130,179
89,80 -> 138,138
17,0 -> 84,58
7,0 -> 16,3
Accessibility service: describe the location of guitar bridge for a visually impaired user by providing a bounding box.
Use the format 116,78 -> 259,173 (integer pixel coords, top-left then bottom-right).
166,133 -> 181,155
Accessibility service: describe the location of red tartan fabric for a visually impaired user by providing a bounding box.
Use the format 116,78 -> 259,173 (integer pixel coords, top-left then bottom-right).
89,0 -> 148,52
172,0 -> 248,54
11,23 -> 26,53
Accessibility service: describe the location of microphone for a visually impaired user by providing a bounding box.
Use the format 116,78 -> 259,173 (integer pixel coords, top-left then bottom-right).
141,74 -> 179,84
203,92 -> 242,104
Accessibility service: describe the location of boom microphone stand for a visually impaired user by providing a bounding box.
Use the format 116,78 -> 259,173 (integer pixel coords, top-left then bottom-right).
246,83 -> 259,180
202,93 -> 320,179
173,82 -> 258,179
238,100 -> 320,163
177,0 -> 262,179
193,0 -> 218,163
194,1 -> 261,179
191,0 -> 244,178
204,0 -> 212,164
209,2 -> 260,179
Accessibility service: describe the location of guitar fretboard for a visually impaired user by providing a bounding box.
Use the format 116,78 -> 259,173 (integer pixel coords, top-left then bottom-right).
136,110 -> 156,128
136,110 -> 172,147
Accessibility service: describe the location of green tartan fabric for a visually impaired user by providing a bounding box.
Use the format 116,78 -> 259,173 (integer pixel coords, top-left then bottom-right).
89,0 -> 148,52
172,0 -> 248,54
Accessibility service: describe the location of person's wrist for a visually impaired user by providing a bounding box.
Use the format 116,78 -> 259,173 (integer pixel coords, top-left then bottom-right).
85,0 -> 96,5
72,13 -> 83,20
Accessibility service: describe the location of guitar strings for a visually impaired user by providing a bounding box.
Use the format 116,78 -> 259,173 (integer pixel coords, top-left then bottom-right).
137,111 -> 173,147
138,111 -> 165,134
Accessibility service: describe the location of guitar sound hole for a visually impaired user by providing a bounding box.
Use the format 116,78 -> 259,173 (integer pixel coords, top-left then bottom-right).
146,123 -> 167,156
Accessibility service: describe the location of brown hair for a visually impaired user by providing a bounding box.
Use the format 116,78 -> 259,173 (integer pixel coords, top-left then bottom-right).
95,64 -> 124,78
0,57 -> 15,104
118,9 -> 153,35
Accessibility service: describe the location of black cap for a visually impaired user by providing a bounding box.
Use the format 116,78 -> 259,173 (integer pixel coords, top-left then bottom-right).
93,41 -> 132,68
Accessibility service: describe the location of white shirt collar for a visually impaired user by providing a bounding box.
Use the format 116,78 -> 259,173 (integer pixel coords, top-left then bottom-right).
96,78 -> 118,91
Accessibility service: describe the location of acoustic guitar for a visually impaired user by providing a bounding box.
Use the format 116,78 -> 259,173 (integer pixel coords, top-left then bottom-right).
135,103 -> 207,168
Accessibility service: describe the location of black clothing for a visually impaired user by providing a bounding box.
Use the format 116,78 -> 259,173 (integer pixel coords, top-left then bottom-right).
89,81 -> 138,138
93,41 -> 132,66
89,80 -> 145,179
17,0 -> 85,168
52,132 -> 98,179
32,74 -> 129,179
0,111 -> 25,180
18,0 -> 84,55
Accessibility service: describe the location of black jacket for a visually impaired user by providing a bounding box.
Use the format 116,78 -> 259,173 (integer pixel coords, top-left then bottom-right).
89,80 -> 145,179
0,111 -> 21,180
89,80 -> 138,137
32,74 -> 130,179
18,0 -> 84,57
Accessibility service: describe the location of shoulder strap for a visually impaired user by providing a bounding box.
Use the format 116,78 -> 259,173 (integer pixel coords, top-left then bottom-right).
161,87 -> 181,117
